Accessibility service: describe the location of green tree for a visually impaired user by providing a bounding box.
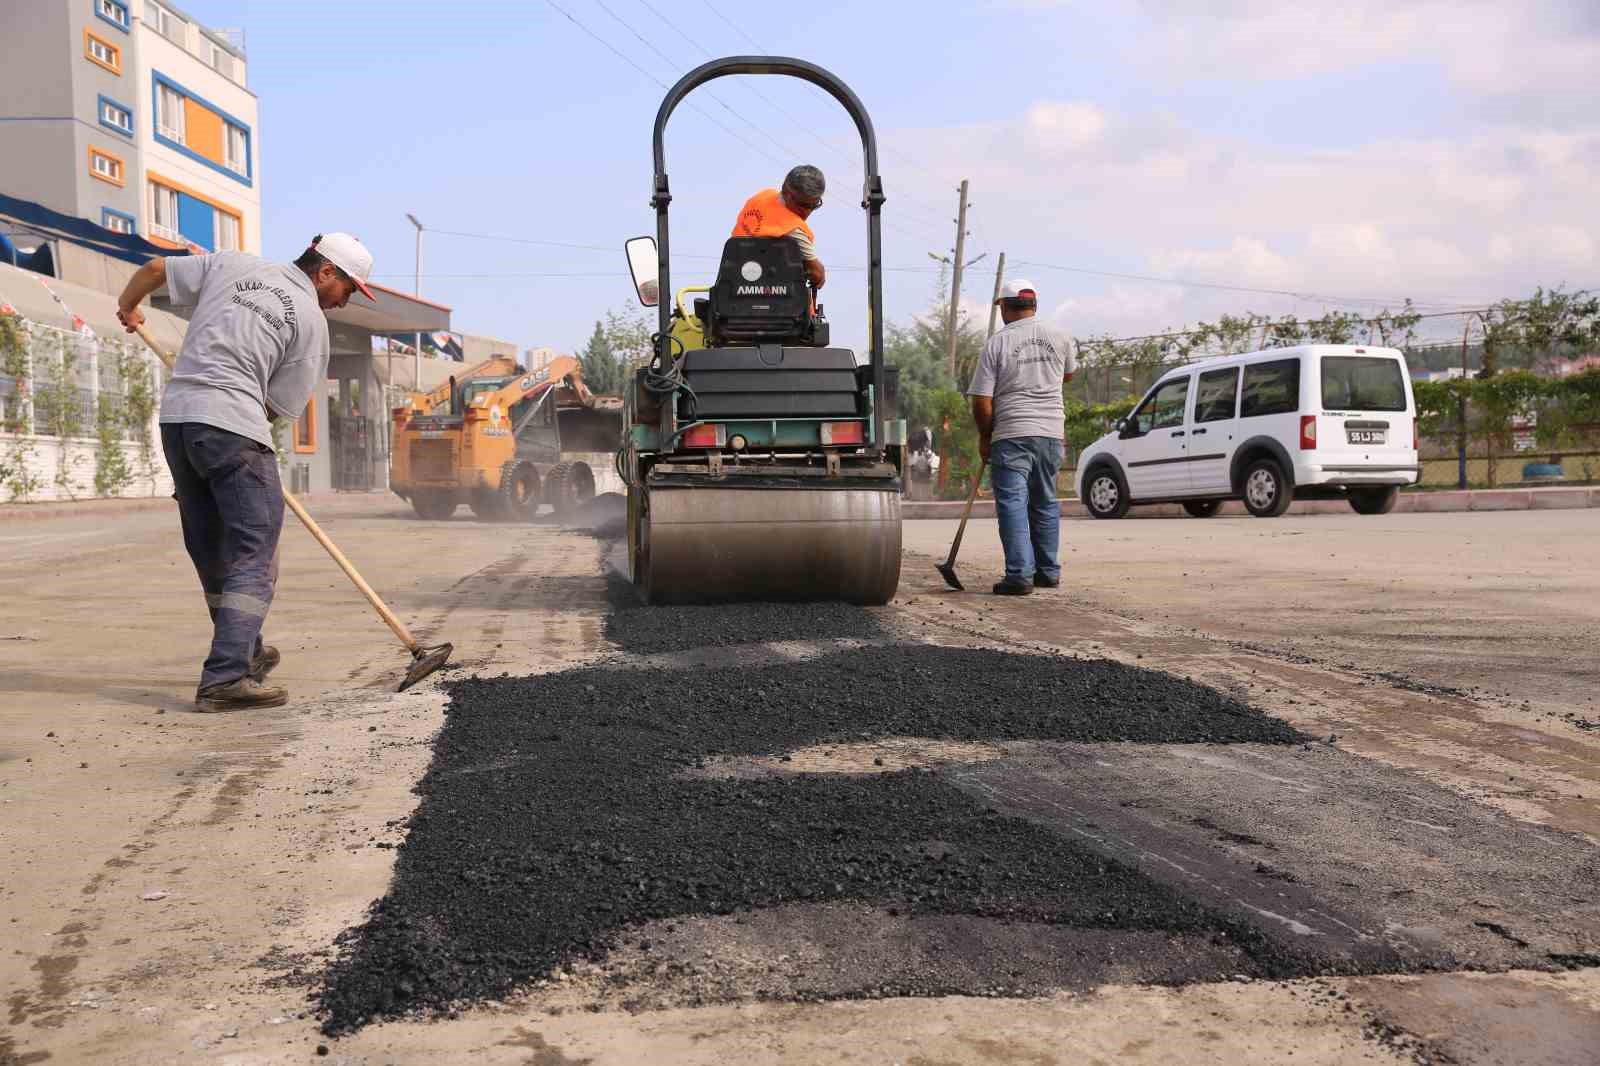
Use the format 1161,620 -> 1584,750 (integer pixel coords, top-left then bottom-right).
1472,369 -> 1547,485
884,268 -> 983,451
578,320 -> 623,397
577,309 -> 655,397
1482,287 -> 1599,374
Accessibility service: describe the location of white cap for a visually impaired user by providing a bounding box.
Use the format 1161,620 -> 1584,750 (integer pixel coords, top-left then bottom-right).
309,232 -> 375,301
995,278 -> 1038,304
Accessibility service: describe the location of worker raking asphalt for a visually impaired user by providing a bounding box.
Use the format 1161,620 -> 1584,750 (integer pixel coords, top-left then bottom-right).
312,636 -> 1382,1036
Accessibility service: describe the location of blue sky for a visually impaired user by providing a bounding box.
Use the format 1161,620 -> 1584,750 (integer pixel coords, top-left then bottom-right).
178,0 -> 1599,354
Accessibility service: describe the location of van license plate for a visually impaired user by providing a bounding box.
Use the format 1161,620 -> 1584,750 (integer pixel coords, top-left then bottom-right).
1347,429 -> 1386,445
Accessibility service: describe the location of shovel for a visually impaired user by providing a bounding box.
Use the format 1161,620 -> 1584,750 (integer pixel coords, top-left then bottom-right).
131,322 -> 453,691
935,464 -> 985,591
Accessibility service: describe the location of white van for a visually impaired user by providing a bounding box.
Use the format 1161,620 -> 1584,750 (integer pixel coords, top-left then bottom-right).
1076,345 -> 1419,519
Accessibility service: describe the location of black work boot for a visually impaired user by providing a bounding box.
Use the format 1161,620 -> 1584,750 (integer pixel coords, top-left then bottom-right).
249,645 -> 281,681
992,578 -> 1033,596
1033,573 -> 1060,588
196,677 -> 288,712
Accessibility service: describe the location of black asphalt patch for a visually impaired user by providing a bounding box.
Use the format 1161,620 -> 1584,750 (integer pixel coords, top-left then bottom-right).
603,595 -> 888,654
316,645 -> 1323,1034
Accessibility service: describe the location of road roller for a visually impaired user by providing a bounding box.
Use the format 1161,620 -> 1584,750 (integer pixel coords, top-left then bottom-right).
617,56 -> 906,606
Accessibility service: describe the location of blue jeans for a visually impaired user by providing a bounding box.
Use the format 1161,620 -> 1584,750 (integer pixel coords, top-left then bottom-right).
990,436 -> 1063,584
161,423 -> 284,690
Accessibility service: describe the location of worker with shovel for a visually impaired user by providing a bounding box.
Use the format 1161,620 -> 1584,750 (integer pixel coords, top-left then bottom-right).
966,279 -> 1077,596
115,234 -> 375,711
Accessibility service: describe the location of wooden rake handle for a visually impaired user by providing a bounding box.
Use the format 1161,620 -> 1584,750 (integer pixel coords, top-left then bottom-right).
129,321 -> 423,656
942,462 -> 986,569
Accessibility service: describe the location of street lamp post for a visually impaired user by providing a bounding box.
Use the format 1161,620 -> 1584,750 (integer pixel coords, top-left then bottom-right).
405,213 -> 424,389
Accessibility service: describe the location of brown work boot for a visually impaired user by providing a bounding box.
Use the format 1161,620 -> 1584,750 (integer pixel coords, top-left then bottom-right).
249,645 -> 281,681
195,677 -> 288,712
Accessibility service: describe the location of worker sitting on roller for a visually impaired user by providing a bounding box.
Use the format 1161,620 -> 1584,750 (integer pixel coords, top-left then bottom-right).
732,165 -> 826,293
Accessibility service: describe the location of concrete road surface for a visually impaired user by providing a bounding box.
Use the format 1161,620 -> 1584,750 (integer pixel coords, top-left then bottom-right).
2,498 -> 1597,1065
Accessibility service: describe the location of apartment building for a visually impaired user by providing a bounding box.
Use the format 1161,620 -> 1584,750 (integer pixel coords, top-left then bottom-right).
0,0 -> 258,258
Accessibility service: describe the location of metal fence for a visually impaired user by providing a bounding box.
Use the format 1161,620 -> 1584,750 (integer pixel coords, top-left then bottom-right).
1,319 -> 159,441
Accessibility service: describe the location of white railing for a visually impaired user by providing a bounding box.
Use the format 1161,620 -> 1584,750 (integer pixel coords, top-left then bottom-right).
150,222 -> 180,243
2,320 -> 162,442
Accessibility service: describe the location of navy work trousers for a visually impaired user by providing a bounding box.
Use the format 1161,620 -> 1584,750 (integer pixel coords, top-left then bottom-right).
160,423 -> 283,690
989,435 -> 1064,584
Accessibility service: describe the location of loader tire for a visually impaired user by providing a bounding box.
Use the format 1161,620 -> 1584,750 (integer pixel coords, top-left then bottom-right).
411,491 -> 458,521
497,460 -> 541,522
468,491 -> 502,521
545,461 -> 596,519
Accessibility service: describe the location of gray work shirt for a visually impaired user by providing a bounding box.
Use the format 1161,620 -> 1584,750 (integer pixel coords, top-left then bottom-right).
158,252 -> 330,449
966,317 -> 1078,442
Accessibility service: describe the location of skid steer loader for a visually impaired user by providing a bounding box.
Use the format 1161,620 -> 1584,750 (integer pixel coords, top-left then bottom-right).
391,355 -> 621,521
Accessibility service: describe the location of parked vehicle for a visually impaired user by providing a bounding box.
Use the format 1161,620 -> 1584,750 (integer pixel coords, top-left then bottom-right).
1076,345 -> 1419,519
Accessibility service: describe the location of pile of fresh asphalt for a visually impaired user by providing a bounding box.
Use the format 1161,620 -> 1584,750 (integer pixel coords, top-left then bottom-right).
604,594 -> 887,654
317,640 -> 1329,1035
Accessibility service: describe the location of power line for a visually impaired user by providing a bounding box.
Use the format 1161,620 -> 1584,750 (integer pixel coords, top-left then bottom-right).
1086,306 -> 1496,347
688,0 -> 956,234
591,0 -> 811,164
371,264 -> 946,281
1012,258 -> 1480,311
543,0 -> 786,168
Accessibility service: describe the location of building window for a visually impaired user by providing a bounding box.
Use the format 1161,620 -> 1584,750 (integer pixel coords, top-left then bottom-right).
209,42 -> 236,80
147,1 -> 186,45
150,182 -> 180,242
84,29 -> 122,74
215,210 -> 240,252
95,0 -> 130,32
224,123 -> 248,176
294,397 -> 317,453
102,207 -> 136,235
89,147 -> 125,186
97,95 -> 134,137
151,74 -> 253,187
156,83 -> 186,144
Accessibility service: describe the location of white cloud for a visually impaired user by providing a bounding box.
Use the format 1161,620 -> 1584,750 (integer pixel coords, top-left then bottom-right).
1023,101 -> 1108,156
883,97 -> 1600,340
1009,1 -> 1599,117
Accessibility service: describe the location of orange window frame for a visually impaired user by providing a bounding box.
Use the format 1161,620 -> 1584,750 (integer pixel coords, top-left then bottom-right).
84,29 -> 122,75
294,396 -> 317,453
88,146 -> 125,187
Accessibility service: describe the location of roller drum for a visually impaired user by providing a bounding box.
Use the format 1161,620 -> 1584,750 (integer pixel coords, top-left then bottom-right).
640,485 -> 901,605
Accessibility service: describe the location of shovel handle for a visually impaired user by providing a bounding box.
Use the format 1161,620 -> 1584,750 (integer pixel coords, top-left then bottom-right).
942,461 -> 986,568
281,493 -> 421,654
128,320 -> 422,656
133,322 -> 176,370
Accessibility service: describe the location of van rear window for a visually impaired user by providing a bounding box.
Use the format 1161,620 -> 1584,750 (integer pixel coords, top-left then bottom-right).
1322,356 -> 1407,412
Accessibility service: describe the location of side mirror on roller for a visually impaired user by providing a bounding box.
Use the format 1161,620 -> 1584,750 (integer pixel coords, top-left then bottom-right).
625,236 -> 659,307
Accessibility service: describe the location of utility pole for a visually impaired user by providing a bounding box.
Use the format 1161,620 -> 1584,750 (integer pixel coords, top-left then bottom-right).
945,179 -> 970,379
405,213 -> 424,390
985,251 -> 1007,339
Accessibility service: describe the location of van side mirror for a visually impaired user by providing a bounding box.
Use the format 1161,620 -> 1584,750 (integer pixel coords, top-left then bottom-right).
1117,417 -> 1137,438
624,236 -> 659,307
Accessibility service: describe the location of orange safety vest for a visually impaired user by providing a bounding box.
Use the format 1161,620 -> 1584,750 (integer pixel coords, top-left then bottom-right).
732,188 -> 815,243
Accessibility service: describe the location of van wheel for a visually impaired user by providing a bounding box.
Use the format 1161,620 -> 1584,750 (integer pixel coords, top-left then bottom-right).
1182,499 -> 1223,518
1084,467 -> 1130,519
1242,459 -> 1292,518
1349,486 -> 1398,515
